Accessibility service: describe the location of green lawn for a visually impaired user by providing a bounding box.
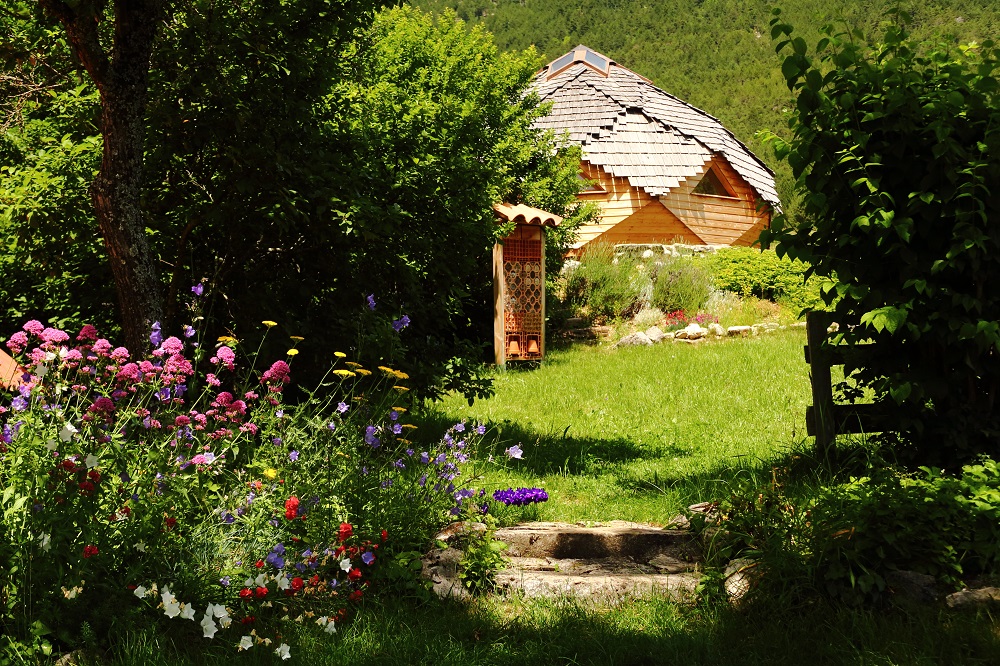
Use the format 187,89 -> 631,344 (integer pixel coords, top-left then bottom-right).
422,329 -> 813,524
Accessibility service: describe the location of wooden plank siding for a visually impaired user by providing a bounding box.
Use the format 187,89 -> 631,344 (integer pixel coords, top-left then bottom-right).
659,155 -> 770,246
573,156 -> 769,252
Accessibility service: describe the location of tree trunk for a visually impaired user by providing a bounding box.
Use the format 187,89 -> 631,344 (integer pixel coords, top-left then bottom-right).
39,0 -> 164,353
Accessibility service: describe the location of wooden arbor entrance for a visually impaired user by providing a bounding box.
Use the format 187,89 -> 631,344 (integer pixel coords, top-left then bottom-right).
492,204 -> 562,366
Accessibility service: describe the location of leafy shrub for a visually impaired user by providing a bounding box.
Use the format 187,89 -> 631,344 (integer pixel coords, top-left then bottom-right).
0,301 -> 486,657
564,244 -> 647,321
650,255 -> 713,315
709,247 -> 819,313
709,453 -> 1000,605
762,12 -> 1000,465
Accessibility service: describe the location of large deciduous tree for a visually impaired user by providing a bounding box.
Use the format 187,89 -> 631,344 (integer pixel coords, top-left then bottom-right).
36,0 -> 163,353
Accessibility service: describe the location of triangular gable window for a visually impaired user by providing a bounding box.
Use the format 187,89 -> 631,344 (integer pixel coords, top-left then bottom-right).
693,166 -> 738,198
577,172 -> 606,194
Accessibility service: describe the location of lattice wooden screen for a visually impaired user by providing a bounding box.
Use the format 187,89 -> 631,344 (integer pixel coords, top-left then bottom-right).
495,225 -> 545,363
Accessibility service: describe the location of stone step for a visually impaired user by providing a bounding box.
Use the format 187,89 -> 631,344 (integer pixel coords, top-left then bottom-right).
495,521 -> 699,562
497,556 -> 700,600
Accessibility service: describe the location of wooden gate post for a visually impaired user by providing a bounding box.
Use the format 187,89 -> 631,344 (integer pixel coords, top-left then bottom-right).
805,311 -> 836,457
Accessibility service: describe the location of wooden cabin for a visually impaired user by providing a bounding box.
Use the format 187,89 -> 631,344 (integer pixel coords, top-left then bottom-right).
532,46 -> 780,253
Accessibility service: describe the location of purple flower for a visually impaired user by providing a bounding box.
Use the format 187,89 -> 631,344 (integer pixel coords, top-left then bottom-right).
392,423 -> 403,435
393,459 -> 406,469
221,512 -> 235,524
381,479 -> 393,488
361,551 -> 375,566
337,402 -> 349,414
289,450 -> 299,462
10,396 -> 27,412
505,445 -> 523,460
392,315 -> 410,332
326,422 -> 337,432
266,551 -> 285,569
454,423 -> 465,433
476,424 -> 486,435
220,576 -> 231,587
405,448 -> 414,457
419,452 -> 430,464
183,325 -> 196,338
492,487 -> 549,506
149,321 -> 163,348
272,437 -> 283,446
389,410 -> 399,421
276,410 -> 284,418
192,283 -> 204,296
366,294 -> 376,311
434,453 -> 447,465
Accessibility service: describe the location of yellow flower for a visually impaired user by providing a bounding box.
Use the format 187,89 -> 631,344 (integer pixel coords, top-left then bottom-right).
398,439 -> 411,445
345,362 -> 362,368
391,407 -> 408,413
392,385 -> 409,393
263,468 -> 277,480
378,366 -> 395,376
401,423 -> 418,430
262,320 -> 277,328
217,336 -> 237,345
334,352 -> 347,358
289,336 -> 304,342
287,349 -> 299,356
355,369 -> 371,376
393,370 -> 410,380
333,369 -> 356,378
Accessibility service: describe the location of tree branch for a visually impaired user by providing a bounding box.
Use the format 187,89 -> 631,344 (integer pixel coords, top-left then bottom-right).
36,0 -> 110,87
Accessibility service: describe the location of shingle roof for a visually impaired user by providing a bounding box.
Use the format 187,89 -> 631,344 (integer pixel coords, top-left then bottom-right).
532,47 -> 781,207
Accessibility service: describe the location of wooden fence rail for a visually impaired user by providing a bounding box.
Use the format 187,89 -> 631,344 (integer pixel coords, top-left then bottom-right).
804,311 -> 898,455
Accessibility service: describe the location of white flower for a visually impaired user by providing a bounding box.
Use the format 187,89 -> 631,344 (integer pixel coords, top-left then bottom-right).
134,541 -> 147,552
324,618 -> 337,634
43,351 -> 56,362
45,440 -> 57,451
239,635 -> 253,651
37,361 -> 51,376
275,643 -> 291,660
38,533 -> 51,552
316,616 -> 328,627
200,611 -> 218,639
58,347 -> 69,359
276,573 -> 290,590
211,603 -> 230,619
161,587 -> 181,618
59,423 -> 77,442
85,453 -> 99,469
133,585 -> 147,598
340,558 -> 352,572
254,573 -> 267,587
244,577 -> 254,587
180,603 -> 195,620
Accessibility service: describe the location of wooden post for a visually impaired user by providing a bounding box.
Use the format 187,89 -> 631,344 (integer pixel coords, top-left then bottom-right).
539,227 -> 546,360
806,311 -> 835,457
493,241 -> 506,367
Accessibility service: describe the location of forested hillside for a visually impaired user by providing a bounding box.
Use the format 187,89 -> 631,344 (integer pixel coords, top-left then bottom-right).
413,0 -> 999,211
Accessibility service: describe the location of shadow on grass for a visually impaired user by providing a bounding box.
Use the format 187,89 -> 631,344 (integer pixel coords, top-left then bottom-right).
106,593 -> 1000,666
412,410 -> 691,476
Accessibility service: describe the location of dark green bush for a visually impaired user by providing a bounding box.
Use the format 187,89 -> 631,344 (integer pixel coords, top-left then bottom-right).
762,12 -> 1000,465
710,454 -> 1000,606
709,247 -> 820,313
650,256 -> 713,315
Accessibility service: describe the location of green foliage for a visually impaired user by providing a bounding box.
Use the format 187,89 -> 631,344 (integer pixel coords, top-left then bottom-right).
711,451 -> 1000,605
761,10 -> 1000,465
650,255 -> 713,315
456,516 -> 508,595
709,247 -> 820,312
563,244 -> 648,321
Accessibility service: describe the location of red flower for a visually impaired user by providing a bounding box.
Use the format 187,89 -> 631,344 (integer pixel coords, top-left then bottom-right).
82,545 -> 98,558
348,568 -> 362,581
241,616 -> 255,624
349,590 -> 363,602
88,470 -> 101,482
78,481 -> 95,494
62,459 -> 75,471
255,560 -> 264,569
165,516 -> 177,530
309,575 -> 320,586
338,522 -> 353,542
291,577 -> 304,591
121,506 -> 131,516
254,586 -> 268,598
381,529 -> 388,542
284,496 -> 299,520
239,588 -> 252,599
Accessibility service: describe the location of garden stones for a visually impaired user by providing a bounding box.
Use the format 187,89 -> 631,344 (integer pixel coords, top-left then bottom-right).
644,326 -> 666,342
727,325 -> 752,336
707,323 -> 725,337
615,331 -> 653,347
675,323 -> 707,340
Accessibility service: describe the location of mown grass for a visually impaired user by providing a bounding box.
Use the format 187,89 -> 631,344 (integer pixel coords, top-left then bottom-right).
102,594 -> 1000,665
421,328 -> 813,524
